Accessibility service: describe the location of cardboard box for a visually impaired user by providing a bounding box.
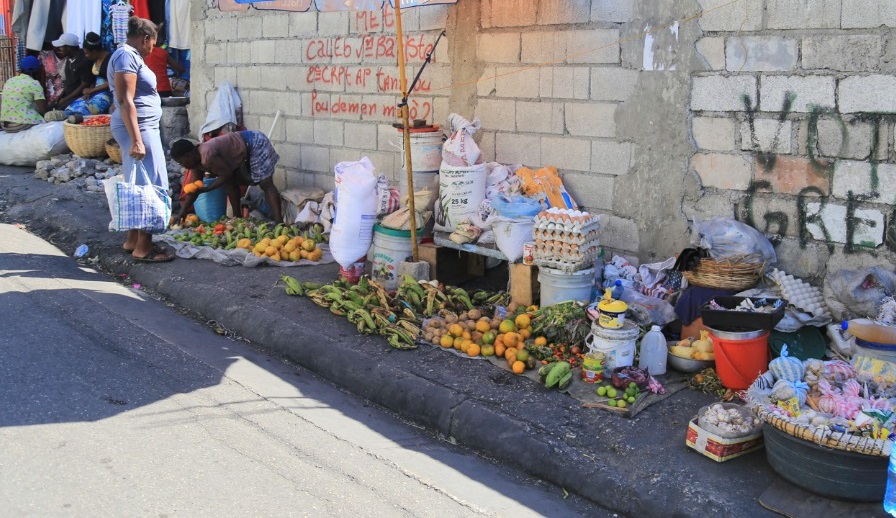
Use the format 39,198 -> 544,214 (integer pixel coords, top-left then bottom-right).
685,418 -> 764,462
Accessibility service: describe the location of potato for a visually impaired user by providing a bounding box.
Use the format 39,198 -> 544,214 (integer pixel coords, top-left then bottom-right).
459,312 -> 470,321
468,309 -> 482,320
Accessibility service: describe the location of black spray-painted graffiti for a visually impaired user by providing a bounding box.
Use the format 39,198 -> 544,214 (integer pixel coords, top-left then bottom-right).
734,92 -> 895,254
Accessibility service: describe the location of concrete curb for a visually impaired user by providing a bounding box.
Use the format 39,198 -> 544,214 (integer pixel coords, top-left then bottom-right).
2,173 -> 778,518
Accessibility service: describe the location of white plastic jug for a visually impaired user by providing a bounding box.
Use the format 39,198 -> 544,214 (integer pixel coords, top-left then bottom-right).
638,325 -> 667,376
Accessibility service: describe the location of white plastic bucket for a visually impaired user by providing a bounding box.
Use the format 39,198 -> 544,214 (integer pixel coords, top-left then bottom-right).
538,267 -> 595,307
434,162 -> 487,232
492,217 -> 535,263
371,224 -> 422,291
397,129 -> 444,174
585,321 -> 640,371
399,170 -> 439,204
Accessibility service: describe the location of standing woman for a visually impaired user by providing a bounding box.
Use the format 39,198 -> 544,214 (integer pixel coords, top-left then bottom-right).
109,17 -> 173,263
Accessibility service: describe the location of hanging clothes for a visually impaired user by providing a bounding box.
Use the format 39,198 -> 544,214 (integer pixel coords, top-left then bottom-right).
11,0 -> 32,39
38,50 -> 64,104
167,0 -> 190,49
64,0 -> 102,44
100,0 -> 116,50
147,0 -> 166,27
131,0 -> 151,20
25,0 -> 50,50
109,1 -> 131,45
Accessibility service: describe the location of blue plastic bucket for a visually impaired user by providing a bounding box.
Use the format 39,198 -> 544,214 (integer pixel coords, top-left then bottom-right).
194,178 -> 226,222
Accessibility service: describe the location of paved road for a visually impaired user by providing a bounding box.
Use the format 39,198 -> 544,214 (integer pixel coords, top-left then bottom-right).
0,223 -> 612,517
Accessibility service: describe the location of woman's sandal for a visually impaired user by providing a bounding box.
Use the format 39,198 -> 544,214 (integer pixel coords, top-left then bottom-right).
133,245 -> 175,263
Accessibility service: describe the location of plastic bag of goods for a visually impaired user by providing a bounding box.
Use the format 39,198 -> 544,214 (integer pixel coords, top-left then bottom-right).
692,217 -> 776,264
0,122 -> 69,166
515,166 -> 578,210
433,162 -> 487,232
442,113 -> 483,167
330,157 -> 378,269
492,217 -> 535,263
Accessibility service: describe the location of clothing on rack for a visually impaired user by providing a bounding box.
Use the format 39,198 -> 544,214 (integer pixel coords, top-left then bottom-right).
108,1 -> 131,45
100,0 -> 115,50
64,0 -> 102,44
132,0 -> 150,20
167,0 -> 190,49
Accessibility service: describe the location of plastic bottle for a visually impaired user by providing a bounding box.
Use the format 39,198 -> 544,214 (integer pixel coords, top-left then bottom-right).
638,325 -> 667,376
611,279 -> 624,301
842,319 -> 896,345
885,437 -> 896,516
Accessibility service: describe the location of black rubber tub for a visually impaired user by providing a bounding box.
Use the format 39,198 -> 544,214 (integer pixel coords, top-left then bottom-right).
764,424 -> 888,502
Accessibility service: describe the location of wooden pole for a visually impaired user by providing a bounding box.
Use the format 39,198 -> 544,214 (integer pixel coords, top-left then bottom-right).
394,1 -> 420,262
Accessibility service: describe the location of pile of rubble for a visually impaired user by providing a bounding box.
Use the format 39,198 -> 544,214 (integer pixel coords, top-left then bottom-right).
34,154 -> 185,199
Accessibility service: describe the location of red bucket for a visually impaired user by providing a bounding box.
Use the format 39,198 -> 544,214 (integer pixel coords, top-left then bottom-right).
710,329 -> 770,390
338,258 -> 366,283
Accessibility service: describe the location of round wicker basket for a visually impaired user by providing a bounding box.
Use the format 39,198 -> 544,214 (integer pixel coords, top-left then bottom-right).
753,403 -> 888,457
683,259 -> 764,291
105,138 -> 122,164
63,116 -> 111,158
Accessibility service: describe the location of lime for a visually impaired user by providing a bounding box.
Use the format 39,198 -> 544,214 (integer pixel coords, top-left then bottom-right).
628,382 -> 637,389
607,399 -> 617,407
606,387 -> 618,398
627,396 -> 635,404
597,386 -> 607,397
617,400 -> 627,409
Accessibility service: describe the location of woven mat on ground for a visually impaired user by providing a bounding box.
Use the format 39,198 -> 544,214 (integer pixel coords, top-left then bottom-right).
759,479 -> 887,518
156,235 -> 334,268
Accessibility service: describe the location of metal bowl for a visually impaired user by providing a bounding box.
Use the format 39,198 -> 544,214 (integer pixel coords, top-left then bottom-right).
667,350 -> 714,373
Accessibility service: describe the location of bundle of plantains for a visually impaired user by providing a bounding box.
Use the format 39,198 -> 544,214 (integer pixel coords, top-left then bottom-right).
281,275 -> 510,350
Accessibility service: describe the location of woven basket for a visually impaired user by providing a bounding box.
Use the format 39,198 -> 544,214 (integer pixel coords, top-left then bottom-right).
683,259 -> 764,291
753,403 -> 888,457
105,138 -> 122,164
63,116 -> 111,158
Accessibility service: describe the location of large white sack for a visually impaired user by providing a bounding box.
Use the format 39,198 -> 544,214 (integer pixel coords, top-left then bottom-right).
0,122 -> 69,166
330,157 -> 378,269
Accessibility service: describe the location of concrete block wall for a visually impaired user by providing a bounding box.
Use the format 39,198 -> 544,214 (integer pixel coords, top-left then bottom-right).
191,0 -> 896,279
692,0 -> 896,280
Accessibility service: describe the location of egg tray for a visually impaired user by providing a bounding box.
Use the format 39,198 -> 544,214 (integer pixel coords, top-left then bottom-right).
769,268 -> 833,319
533,219 -> 602,237
533,242 -> 600,261
700,296 -> 787,331
533,239 -> 601,255
534,249 -> 601,273
533,228 -> 601,246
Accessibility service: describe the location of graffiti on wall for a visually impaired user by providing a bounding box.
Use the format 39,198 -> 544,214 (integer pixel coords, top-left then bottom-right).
734,92 -> 896,254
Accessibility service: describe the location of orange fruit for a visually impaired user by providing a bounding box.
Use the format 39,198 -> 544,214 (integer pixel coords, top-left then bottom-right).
511,361 -> 525,374
515,314 -> 531,330
467,343 -> 481,357
481,345 -> 495,357
504,347 -> 518,363
471,331 -> 483,343
461,339 -> 472,354
264,246 -> 278,257
494,343 -> 506,358
462,331 -> 472,340
475,320 -> 491,333
482,331 -> 496,345
534,336 -> 548,347
499,320 -> 517,334
519,328 -> 531,340
440,335 -> 454,348
453,337 -> 464,350
503,332 -> 519,348
448,324 -> 464,337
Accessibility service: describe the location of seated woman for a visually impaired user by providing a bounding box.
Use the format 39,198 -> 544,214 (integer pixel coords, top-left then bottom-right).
64,32 -> 113,117
0,56 -> 47,133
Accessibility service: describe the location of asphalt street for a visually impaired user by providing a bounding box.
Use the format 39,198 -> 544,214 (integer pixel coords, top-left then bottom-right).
0,223 -> 611,517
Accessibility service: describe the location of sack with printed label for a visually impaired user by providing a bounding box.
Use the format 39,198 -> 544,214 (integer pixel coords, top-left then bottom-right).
442,113 -> 482,167
330,157 -> 378,269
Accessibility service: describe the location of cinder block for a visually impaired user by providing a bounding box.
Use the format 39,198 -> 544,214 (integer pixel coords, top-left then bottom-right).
477,33 -> 521,63
754,156 -> 832,196
263,14 -> 289,38
591,0 -> 635,23
805,201 -> 885,247
495,67 -> 541,98
283,66 -> 311,92
697,0 -> 762,31
482,0 -> 536,28
478,131 -> 496,162
237,65 -> 262,89
591,141 -> 633,176
841,0 -> 896,28
287,118 -> 314,144
238,17 -> 263,40
541,136 -> 591,171
206,43 -> 227,64
289,12 -> 318,36
254,40 -> 279,64
767,0 -> 841,29
228,42 -> 251,64
565,102 -> 616,138
817,120 -> 873,160
277,143 -> 301,169
521,32 -> 567,64
802,35 -> 882,72
476,99 -> 516,131
591,67 -> 638,101
515,101 -> 564,134
419,5 -> 450,31
496,132 -> 540,166
343,122 -> 378,149
696,37 -> 725,70
726,36 -> 797,72
214,66 -> 237,85
275,42 -> 304,64
599,215 -> 640,253
759,75 -> 836,112
301,145 -> 330,173
740,194 -> 800,238
840,75 -> 896,113
477,67 -> 497,97
540,67 -> 590,99
740,119 -> 792,154
692,117 -> 735,152
567,30 -> 620,64
538,0 -> 590,25
318,11 -> 349,36
773,238 -> 831,280
832,161 -> 896,203
561,172 -> 616,211
692,153 -> 753,190
692,75 -> 756,112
